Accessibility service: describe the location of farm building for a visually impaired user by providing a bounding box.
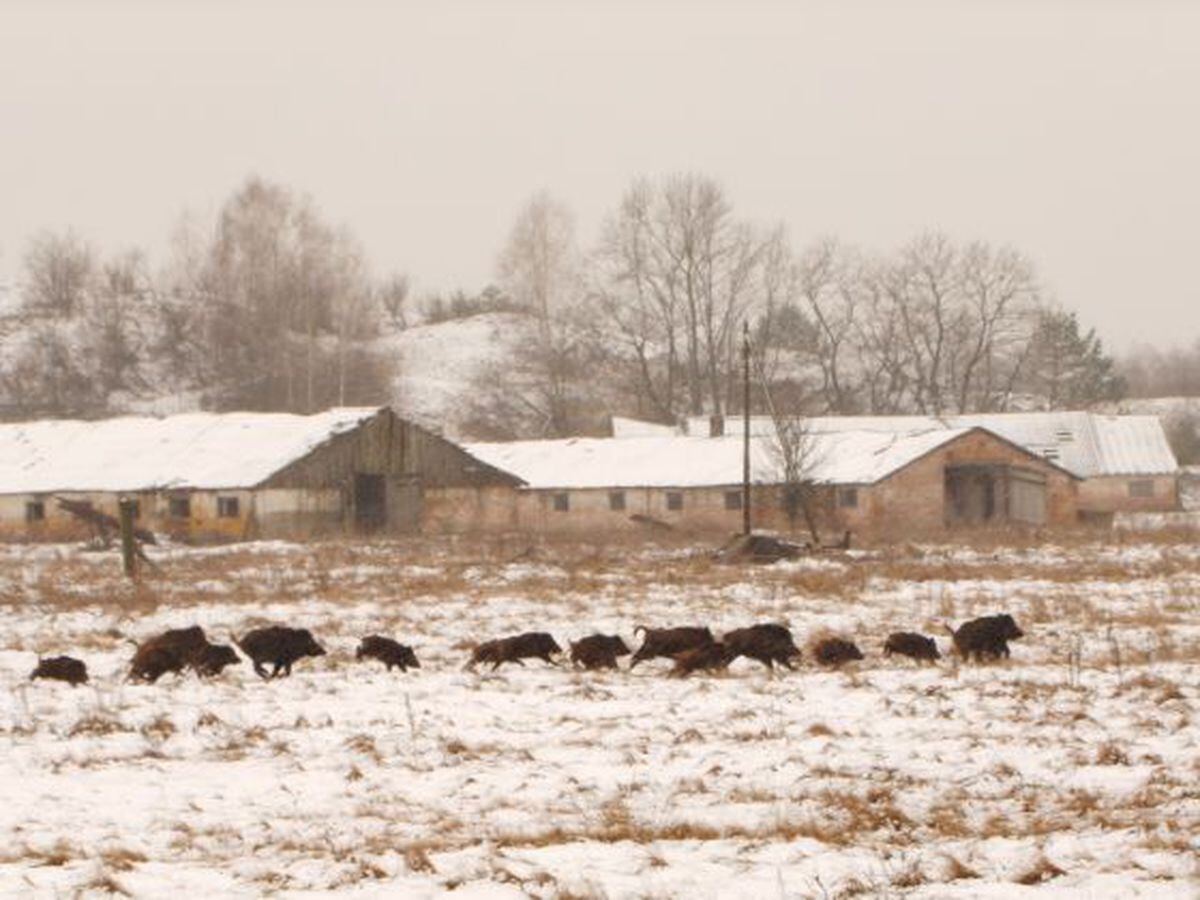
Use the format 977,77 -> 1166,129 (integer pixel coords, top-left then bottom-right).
451,425 -> 1081,539
677,411 -> 1180,523
0,407 -> 518,542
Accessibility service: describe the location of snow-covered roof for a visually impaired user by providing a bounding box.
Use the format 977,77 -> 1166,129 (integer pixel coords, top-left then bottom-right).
610,416 -> 678,438
0,408 -> 384,494
682,412 -> 1177,478
466,427 -> 1004,490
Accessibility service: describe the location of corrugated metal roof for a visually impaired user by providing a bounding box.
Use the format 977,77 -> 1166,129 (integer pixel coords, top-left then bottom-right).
0,408 -> 383,493
681,412 -> 1177,478
466,427 -> 985,490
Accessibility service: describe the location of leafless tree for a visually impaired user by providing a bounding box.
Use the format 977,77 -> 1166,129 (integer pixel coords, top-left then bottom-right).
184,176 -> 391,412
378,272 -> 411,330
21,230 -> 94,317
592,173 -> 781,422
474,192 -> 589,437
755,348 -> 823,542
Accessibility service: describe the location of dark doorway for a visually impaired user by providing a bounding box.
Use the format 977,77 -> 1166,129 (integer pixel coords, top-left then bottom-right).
354,474 -> 387,531
944,464 -> 1046,526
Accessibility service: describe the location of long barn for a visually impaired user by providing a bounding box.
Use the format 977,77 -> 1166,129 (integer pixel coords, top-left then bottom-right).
0,407 -> 517,542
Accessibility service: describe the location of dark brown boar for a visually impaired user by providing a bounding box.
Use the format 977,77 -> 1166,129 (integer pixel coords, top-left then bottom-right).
669,642 -> 733,677
883,632 -> 941,663
235,626 -> 326,679
629,625 -> 715,669
30,655 -> 89,686
356,635 -> 420,672
569,634 -> 631,670
193,643 -> 241,677
946,614 -> 1024,662
813,637 -> 864,667
129,625 -> 210,683
466,632 -> 562,671
722,624 -> 802,671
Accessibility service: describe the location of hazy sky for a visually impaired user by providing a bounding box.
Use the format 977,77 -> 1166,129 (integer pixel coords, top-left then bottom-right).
2,0 -> 1198,351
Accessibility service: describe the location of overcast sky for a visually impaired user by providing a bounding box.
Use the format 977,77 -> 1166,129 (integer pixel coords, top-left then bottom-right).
2,0 -> 1197,351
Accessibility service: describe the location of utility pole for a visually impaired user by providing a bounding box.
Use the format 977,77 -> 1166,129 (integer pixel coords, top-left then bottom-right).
742,320 -> 751,535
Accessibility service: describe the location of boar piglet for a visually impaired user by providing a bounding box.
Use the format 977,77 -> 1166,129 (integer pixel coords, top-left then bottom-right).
813,637 -> 864,668
466,632 -> 562,671
30,655 -> 89,686
356,635 -> 420,672
569,634 -> 631,670
883,631 -> 941,663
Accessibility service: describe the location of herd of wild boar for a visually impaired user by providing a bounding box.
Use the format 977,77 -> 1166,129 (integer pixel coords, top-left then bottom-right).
27,614 -> 1026,687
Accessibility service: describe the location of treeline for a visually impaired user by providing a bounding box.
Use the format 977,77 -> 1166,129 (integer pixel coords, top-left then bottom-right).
466,175 -> 1124,438
1,172 -> 1130,435
0,178 -> 399,419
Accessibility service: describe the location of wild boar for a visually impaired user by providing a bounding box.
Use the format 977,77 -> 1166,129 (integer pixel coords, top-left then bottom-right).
129,625 -> 210,683
466,632 -> 562,671
235,626 -> 326,679
670,642 -> 733,677
629,625 -> 715,669
946,614 -> 1024,662
193,643 -> 241,677
883,631 -> 941,663
30,655 -> 89,686
569,634 -> 631,670
356,635 -> 420,672
722,623 -> 802,671
813,637 -> 864,668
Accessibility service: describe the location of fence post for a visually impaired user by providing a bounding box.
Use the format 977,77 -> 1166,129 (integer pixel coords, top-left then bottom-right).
119,499 -> 137,579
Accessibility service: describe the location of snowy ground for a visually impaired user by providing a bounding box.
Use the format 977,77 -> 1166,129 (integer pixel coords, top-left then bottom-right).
1,537 -> 1197,898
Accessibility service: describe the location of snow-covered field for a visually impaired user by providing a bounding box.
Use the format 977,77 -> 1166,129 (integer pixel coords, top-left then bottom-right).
1,538 -> 1197,898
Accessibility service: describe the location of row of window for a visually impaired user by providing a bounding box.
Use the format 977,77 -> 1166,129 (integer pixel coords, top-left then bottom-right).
24,496 -> 241,523
549,487 -> 861,513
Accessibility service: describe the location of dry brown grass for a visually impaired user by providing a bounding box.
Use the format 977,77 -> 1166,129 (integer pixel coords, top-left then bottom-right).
1013,853 -> 1068,885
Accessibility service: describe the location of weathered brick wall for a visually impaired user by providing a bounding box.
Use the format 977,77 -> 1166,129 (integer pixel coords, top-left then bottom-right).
1077,475 -> 1178,513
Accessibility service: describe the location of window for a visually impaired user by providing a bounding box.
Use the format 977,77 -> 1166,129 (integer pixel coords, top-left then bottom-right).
119,499 -> 140,519
724,490 -> 743,510
1128,480 -> 1154,499
169,496 -> 191,519
608,491 -> 626,511
217,496 -> 240,518
552,492 -> 570,512
838,487 -> 859,509
25,501 -> 45,523
665,491 -> 684,511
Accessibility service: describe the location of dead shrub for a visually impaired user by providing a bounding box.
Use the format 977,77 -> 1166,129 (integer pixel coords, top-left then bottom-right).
1013,853 -> 1067,885
1094,740 -> 1131,766
68,713 -> 129,738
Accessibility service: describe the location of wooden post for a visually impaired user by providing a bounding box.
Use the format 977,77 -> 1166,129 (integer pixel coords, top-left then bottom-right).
742,320 -> 752,535
119,499 -> 137,579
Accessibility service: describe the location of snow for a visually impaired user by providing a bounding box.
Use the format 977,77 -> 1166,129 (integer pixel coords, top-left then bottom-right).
467,427 -> 1005,489
1,538 -> 1197,896
682,412 -> 1178,478
382,312 -> 526,438
0,408 -> 382,493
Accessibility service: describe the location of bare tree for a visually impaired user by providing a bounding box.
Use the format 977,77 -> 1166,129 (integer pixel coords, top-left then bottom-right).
477,192 -> 587,437
592,173 -> 781,422
378,272 -> 411,330
21,230 -> 94,317
183,176 -> 391,412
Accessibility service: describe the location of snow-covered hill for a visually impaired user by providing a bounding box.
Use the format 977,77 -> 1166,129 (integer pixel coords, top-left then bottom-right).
379,311 -> 526,438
